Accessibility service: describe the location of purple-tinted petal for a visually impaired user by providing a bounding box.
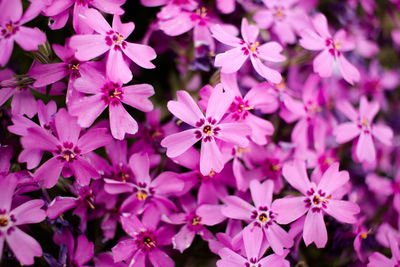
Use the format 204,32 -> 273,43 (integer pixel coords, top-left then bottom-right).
14,26 -> 46,51
120,213 -> 143,236
303,210 -> 327,248
69,95 -> 107,128
317,163 -> 349,195
81,8 -> 112,34
10,199 -> 45,225
215,47 -> 248,73
92,0 -> 125,15
128,153 -> 151,184
258,42 -> 286,62
47,196 -> 78,219
0,175 -> 18,212
372,124 -> 393,146
313,49 -> 333,78
69,34 -> 109,61
337,55 -> 360,85
0,0 -> 22,23
55,108 -> 81,144
266,223 -> 294,255
250,179 -> 274,208
149,248 -> 174,267
200,139 -> 224,176
34,157 -> 64,188
111,239 -> 137,262
70,157 -> 100,186
196,204 -> 225,225
0,39 -> 14,67
218,248 -> 246,265
73,235 -> 94,266
6,227 -> 42,266
0,87 -> 14,106
11,90 -> 37,118
172,225 -> 195,253
152,172 -> 184,196
205,84 -> 234,122
335,100 -> 358,121
334,122 -> 360,143
241,18 -> 259,43
29,63 -> 67,87
121,84 -> 154,112
107,48 -> 132,84
250,56 -> 282,84
77,128 -> 112,154
210,24 -> 241,47
356,133 -> 375,163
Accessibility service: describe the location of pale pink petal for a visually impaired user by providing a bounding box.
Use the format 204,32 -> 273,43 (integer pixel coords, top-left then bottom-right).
73,71 -> 105,94
243,226 -> 263,259
267,223 -> 294,255
123,42 -> 156,69
365,173 -> 394,196
317,163 -> 350,195
241,18 -> 259,43
112,15 -> 134,37
245,113 -> 274,145
159,12 -> 194,36
253,10 -> 273,29
359,96 -> 379,122
356,133 -> 376,163
151,172 -> 184,195
221,196 -> 254,220
0,175 -> 18,212
299,29 -> 325,51
334,122 -> 360,143
167,90 -> 204,126
337,55 -> 360,85
69,95 -> 107,128
69,34 -> 109,61
6,227 -> 42,266
218,248 -> 247,265
161,129 -> 199,158
149,248 -> 174,267
250,179 -> 274,208
372,124 -> 393,146
205,84 -> 234,122
313,50 -> 333,78
10,199 -> 45,225
107,48 -> 132,84
303,211 -> 327,248
324,199 -> 360,224
258,253 -> 290,267
273,21 -> 296,44
200,139 -> 224,176
312,13 -> 331,38
210,24 -> 241,47
109,102 -> 138,140
271,196 -> 308,224
335,100 -> 358,121
250,56 -> 282,84
197,204 -> 225,225
92,0 -> 125,15
257,42 -> 286,62
0,0 -> 22,23
121,84 -> 154,112
215,47 -> 248,73
216,0 -> 235,14
81,8 -> 112,34
282,160 -> 311,195
172,225 -> 195,253
29,63 -> 67,87
14,26 -> 46,51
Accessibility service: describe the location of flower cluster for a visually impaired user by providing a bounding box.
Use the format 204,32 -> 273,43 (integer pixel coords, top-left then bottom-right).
0,0 -> 400,266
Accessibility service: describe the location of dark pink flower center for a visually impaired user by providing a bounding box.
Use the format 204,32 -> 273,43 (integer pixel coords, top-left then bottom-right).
102,82 -> 124,105
56,142 -> 81,162
1,22 -> 19,39
133,182 -> 154,201
229,96 -> 253,121
194,117 -> 220,142
190,7 -> 208,25
263,158 -> 282,180
272,6 -> 286,21
357,117 -> 371,134
105,30 -> 127,51
65,57 -> 81,79
136,230 -> 157,251
251,206 -> 275,228
0,210 -> 16,236
245,258 -> 261,267
304,188 -> 330,212
326,38 -> 342,57
241,40 -> 260,57
186,213 -> 203,231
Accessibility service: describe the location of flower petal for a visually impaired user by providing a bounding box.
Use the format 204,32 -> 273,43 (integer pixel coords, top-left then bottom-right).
303,210 -> 327,248
161,129 -> 199,158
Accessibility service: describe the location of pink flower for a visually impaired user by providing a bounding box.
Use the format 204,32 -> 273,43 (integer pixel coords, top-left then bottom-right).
334,96 -> 393,163
211,18 -> 285,84
21,108 -> 112,188
69,8 -> 156,83
222,180 -> 294,255
0,0 -> 46,66
299,13 -> 360,85
253,0 -> 310,44
0,175 -> 46,265
161,85 -> 251,176
367,235 -> 400,267
272,160 -> 360,248
69,69 -> 154,139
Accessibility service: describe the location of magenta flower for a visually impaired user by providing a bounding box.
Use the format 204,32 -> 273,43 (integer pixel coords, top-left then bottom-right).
69,8 -> 156,83
272,160 -> 360,248
334,96 -> 393,163
21,108 -> 112,188
69,69 -> 154,139
0,0 -> 46,66
253,0 -> 310,44
222,180 -> 293,255
43,0 -> 125,33
112,208 -> 175,267
0,175 -> 46,265
161,85 -> 251,175
217,226 -> 290,267
299,13 -> 360,84
211,18 -> 285,84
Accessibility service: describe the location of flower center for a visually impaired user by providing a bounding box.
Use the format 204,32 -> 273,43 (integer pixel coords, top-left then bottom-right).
251,207 -> 275,228
1,22 -> 18,38
194,117 -> 220,142
229,97 -> 253,121
134,183 -> 153,201
0,215 -> 8,227
136,231 -> 157,251
105,30 -> 127,50
358,117 -> 371,133
326,38 -> 342,57
304,188 -> 331,212
191,216 -> 201,226
102,82 -> 123,105
56,143 -> 81,162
